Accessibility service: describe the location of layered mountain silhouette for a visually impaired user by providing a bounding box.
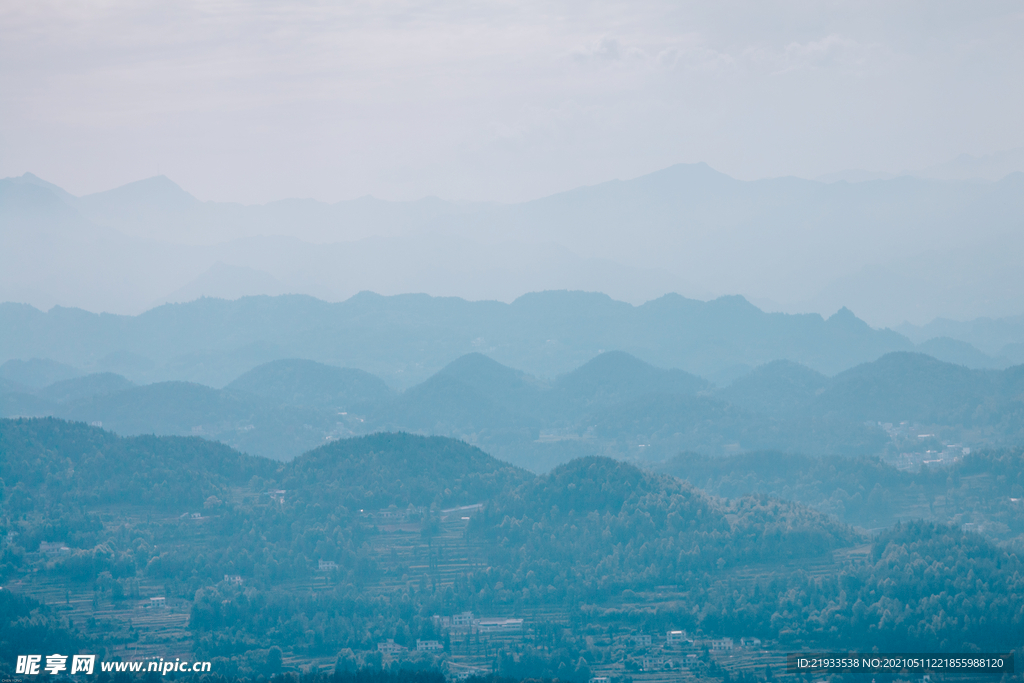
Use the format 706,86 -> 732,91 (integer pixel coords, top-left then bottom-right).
3,164 -> 1024,325
0,291 -> 943,389
2,347 -> 1020,467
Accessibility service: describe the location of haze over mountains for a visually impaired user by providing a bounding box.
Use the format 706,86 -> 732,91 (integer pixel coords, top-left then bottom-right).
3,161 -> 1023,327
4,291 -> 1023,391
3,345 -> 1022,469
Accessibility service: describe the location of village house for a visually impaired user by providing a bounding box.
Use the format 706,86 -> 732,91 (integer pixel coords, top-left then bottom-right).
665,630 -> 688,646
709,637 -> 734,651
434,611 -> 475,630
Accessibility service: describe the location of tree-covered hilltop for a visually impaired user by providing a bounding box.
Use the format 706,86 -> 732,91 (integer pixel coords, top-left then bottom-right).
657,450 -> 930,527
283,432 -> 533,510
0,417 -> 275,513
470,457 -> 856,598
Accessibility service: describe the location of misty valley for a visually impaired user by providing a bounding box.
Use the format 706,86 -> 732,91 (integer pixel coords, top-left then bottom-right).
3,293 -> 1024,683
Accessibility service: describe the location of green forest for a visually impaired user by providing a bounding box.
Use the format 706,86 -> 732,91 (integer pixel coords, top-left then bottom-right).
4,417 -> 1024,682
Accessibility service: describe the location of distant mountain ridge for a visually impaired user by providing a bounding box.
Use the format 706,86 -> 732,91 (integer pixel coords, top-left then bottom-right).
0,291 -> 925,389
3,164 -> 1024,325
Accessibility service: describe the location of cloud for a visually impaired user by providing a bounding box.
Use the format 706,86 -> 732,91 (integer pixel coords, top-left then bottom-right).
570,36 -> 647,64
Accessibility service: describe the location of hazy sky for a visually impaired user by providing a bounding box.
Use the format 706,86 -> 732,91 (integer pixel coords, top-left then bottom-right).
1,0 -> 1022,204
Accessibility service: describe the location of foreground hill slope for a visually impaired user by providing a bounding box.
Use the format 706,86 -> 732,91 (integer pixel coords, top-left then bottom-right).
0,417 -> 274,510
473,457 -> 856,593
4,417 -> 1024,669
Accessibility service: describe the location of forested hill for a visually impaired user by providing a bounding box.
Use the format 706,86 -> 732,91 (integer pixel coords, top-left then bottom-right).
5,417 -> 1024,675
3,350 -> 1022,469
0,417 -> 273,510
0,419 -> 527,515
471,457 -> 857,593
283,432 -> 532,510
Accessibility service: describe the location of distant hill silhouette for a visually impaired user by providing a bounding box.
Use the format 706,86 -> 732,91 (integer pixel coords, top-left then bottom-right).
0,358 -> 83,389
52,381 -> 338,460
0,290 -> 922,389
548,350 -> 709,417
813,352 -> 995,424
916,336 -> 1012,369
37,372 -> 134,404
718,359 -> 828,418
2,347 -> 1021,467
5,166 -> 1024,324
371,372 -> 541,446
225,359 -> 394,409
435,352 -> 544,395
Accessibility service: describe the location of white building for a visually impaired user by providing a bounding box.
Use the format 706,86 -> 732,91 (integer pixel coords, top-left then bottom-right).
476,617 -> 523,633
666,630 -> 688,646
709,638 -> 734,651
416,640 -> 443,652
434,611 -> 475,630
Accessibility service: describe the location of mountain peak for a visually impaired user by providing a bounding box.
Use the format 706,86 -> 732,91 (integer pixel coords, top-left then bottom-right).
825,306 -> 870,330
2,172 -> 79,203
79,174 -> 199,210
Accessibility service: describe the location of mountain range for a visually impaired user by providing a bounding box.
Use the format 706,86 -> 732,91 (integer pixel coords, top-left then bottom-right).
3,291 -> 1021,393
2,347 -> 1021,469
3,163 -> 1023,326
